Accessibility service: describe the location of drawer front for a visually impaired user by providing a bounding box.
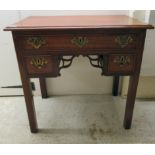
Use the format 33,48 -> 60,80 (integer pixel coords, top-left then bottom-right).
18,33 -> 137,52
24,55 -> 60,77
107,54 -> 136,74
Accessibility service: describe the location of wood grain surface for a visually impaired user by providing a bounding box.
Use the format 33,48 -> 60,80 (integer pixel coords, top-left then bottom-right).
4,15 -> 154,31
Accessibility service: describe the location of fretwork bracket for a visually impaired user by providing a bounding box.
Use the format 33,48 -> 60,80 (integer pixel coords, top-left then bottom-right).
58,56 -> 77,75
58,55 -> 105,75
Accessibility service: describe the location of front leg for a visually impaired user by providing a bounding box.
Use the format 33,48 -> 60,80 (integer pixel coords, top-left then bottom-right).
123,73 -> 140,129
21,76 -> 38,133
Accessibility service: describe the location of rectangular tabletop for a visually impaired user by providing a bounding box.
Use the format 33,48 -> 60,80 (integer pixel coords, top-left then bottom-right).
4,15 -> 153,31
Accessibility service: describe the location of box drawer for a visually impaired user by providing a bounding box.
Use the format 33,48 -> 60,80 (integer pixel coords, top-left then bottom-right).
107,54 -> 136,74
24,55 -> 60,77
17,33 -> 138,52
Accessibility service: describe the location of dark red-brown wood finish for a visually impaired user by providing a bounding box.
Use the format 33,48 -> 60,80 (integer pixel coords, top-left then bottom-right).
4,16 -> 154,133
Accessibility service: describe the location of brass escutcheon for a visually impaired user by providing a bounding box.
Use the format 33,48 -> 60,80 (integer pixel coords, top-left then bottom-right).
27,37 -> 46,49
113,55 -> 131,67
30,57 -> 48,69
71,37 -> 88,48
115,35 -> 133,48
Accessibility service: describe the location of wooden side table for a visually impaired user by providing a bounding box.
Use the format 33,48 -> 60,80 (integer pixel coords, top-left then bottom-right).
4,15 -> 154,133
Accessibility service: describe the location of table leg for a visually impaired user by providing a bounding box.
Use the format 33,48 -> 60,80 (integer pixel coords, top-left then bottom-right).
21,77 -> 38,133
123,73 -> 140,129
39,78 -> 48,98
112,75 -> 119,96
17,54 -> 38,133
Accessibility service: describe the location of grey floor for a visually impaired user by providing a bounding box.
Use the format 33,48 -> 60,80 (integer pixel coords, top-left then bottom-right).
0,95 -> 155,144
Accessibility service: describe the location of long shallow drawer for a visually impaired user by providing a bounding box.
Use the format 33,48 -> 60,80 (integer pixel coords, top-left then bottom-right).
24,55 -> 60,77
107,54 -> 136,74
17,33 -> 138,52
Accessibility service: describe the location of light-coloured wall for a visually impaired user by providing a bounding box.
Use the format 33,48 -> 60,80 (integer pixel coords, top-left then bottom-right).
141,10 -> 155,76
33,11 -> 128,95
47,56 -> 113,95
19,10 -> 129,95
2,10 -> 154,97
19,10 -> 128,17
0,10 -> 130,96
0,11 -> 24,96
128,10 -> 155,76
122,76 -> 155,98
121,10 -> 155,99
133,11 -> 148,22
2,10 -> 155,97
0,11 -> 21,86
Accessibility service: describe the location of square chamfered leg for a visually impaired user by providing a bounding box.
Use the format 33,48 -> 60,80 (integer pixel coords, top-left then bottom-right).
12,34 -> 38,133
123,73 -> 140,129
21,76 -> 38,133
15,53 -> 38,133
123,30 -> 146,129
19,68 -> 38,133
112,75 -> 120,96
39,78 -> 48,98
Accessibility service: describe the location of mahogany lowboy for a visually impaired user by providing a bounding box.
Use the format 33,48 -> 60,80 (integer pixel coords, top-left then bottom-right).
4,16 -> 154,133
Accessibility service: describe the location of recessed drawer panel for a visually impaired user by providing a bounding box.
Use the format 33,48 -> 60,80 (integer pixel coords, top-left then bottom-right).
107,54 -> 136,74
24,55 -> 60,77
18,33 -> 138,52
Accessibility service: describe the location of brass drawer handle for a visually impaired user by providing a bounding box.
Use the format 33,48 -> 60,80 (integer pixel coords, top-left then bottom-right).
27,37 -> 46,49
113,56 -> 131,67
71,37 -> 88,48
115,35 -> 133,48
30,57 -> 48,69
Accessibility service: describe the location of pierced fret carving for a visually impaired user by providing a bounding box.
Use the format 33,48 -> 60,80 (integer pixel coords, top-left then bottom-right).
85,55 -> 105,75
59,56 -> 76,70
